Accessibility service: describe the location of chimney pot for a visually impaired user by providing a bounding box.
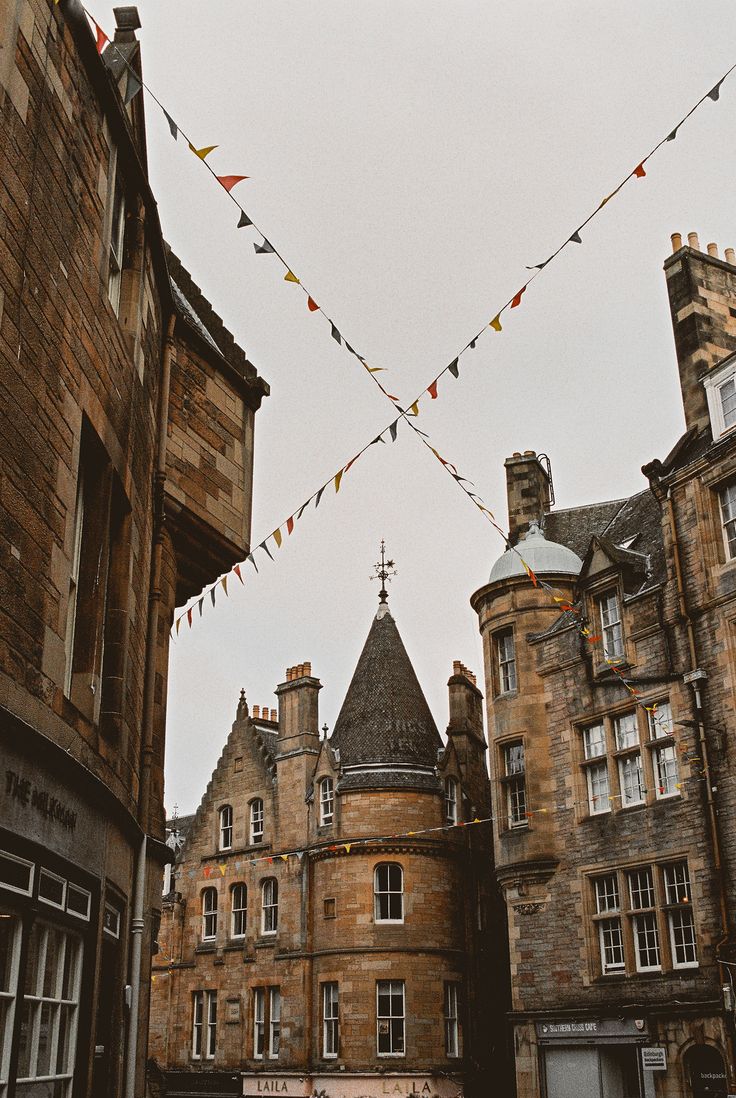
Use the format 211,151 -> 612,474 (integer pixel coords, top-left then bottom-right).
304,661 -> 312,676
453,660 -> 462,675
671,232 -> 682,253
113,6 -> 141,30
271,709 -> 277,722
253,705 -> 260,718
688,232 -> 700,251
523,450 -> 536,457
707,242 -> 719,258
725,248 -> 736,265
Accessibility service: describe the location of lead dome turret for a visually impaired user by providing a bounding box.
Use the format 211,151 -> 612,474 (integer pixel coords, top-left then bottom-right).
488,522 -> 583,584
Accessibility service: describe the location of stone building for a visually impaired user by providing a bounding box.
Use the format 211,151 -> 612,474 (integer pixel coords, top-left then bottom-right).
0,2 -> 267,1096
150,590 -> 506,1098
471,236 -> 736,1098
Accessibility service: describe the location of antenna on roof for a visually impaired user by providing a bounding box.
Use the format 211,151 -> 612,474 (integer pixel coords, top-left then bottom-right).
371,540 -> 397,603
536,453 -> 556,508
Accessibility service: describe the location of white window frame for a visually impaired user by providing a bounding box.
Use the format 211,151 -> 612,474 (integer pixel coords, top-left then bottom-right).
585,761 -> 610,815
219,805 -> 233,852
376,980 -> 405,1057
322,982 -> 339,1059
628,868 -> 661,972
250,799 -> 264,845
231,883 -> 247,939
0,912 -> 22,1093
202,888 -> 218,942
0,851 -> 34,897
63,471 -> 85,697
719,482 -> 736,561
599,591 -> 624,661
664,862 -> 698,969
268,987 -> 280,1059
319,778 -> 334,827
107,159 -> 126,315
374,864 -> 404,923
253,988 -> 265,1059
444,777 -> 458,826
261,879 -> 278,935
495,629 -> 517,694
38,868 -> 66,911
593,875 -> 625,974
502,741 -> 527,828
444,983 -> 460,1058
14,920 -> 83,1095
704,357 -> 736,439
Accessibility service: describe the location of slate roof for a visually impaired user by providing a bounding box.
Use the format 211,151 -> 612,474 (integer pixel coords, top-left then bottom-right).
170,278 -> 221,354
330,606 -> 442,793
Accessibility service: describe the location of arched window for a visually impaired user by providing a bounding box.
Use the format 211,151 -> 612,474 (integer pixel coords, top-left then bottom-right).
319,777 -> 334,826
231,883 -> 247,938
261,878 -> 278,934
219,805 -> 233,851
374,863 -> 403,922
445,778 -> 459,825
250,799 -> 264,845
202,887 -> 218,940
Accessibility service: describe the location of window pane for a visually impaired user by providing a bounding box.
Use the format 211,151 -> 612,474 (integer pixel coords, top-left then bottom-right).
669,909 -> 697,966
721,378 -> 736,429
720,484 -> 736,559
504,743 -> 524,775
587,762 -> 610,813
582,725 -> 606,759
633,912 -> 660,970
614,713 -> 638,751
654,745 -> 679,797
664,862 -> 691,905
648,700 -> 673,739
628,868 -> 655,909
595,876 -> 619,914
599,918 -> 625,972
618,753 -> 644,806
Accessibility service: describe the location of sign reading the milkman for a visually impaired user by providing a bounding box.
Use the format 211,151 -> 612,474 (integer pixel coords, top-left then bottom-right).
641,1047 -> 667,1071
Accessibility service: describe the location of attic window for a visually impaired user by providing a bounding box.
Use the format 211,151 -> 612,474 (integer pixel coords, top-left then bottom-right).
617,535 -> 639,550
704,358 -> 736,439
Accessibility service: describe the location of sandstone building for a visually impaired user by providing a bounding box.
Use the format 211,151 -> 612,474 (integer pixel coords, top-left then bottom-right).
150,592 -> 505,1098
0,2 -> 267,1096
472,236 -> 736,1098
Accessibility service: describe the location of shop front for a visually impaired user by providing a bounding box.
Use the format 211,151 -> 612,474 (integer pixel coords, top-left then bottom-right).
537,1017 -> 653,1098
240,1074 -> 463,1098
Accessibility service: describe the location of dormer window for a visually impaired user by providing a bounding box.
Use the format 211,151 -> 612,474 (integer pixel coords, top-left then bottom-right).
704,358 -> 736,439
319,778 -> 334,826
444,778 -> 459,825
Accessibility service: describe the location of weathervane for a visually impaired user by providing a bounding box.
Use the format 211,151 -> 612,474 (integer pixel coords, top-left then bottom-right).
371,540 -> 397,604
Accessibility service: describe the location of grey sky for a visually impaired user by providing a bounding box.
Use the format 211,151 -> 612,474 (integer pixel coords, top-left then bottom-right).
90,0 -> 736,815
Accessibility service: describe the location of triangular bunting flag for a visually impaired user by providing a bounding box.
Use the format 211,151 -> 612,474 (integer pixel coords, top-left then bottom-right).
124,72 -> 142,106
526,257 -> 550,270
469,339 -> 477,350
330,323 -> 342,345
187,608 -> 193,627
254,239 -> 275,254
247,553 -> 259,573
448,359 -> 459,378
237,210 -> 252,228
272,528 -> 283,549
569,230 -> 582,244
334,469 -> 344,493
210,587 -> 216,607
366,365 -> 385,373
633,162 -> 646,178
189,143 -> 218,160
260,540 -> 274,561
286,516 -> 295,535
490,314 -> 503,332
203,866 -> 211,878
343,455 -> 358,474
708,78 -> 725,101
296,851 -> 304,861
666,126 -> 679,142
387,393 -> 400,402
284,270 -> 300,283
296,501 -> 309,521
389,421 -> 399,443
280,854 -> 289,862
163,109 -> 178,139
307,297 -> 319,311
370,434 -> 386,446
220,575 -> 228,596
315,486 -> 326,508
344,844 -> 352,854
95,23 -> 109,54
198,597 -> 204,616
175,616 -> 181,635
233,564 -> 244,585
511,285 -> 527,308
345,341 -> 356,356
217,175 -> 248,192
219,864 -> 226,876
428,380 -> 438,399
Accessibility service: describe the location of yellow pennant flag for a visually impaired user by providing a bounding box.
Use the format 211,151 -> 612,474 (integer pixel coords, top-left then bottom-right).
408,401 -> 419,416
490,314 -> 503,332
221,575 -> 228,596
219,865 -> 226,876
284,271 -> 300,284
366,365 -> 385,373
272,528 -> 283,549
280,854 -> 289,862
189,143 -> 218,160
175,617 -> 181,634
344,844 -> 352,854
334,469 -> 344,493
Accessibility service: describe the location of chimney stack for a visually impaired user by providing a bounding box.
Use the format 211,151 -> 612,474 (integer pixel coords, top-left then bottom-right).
665,231 -> 736,432
276,663 -> 321,752
504,451 -> 551,546
447,662 -> 484,738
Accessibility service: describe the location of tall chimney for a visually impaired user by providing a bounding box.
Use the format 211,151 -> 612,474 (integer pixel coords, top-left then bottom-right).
275,663 -> 321,752
504,451 -> 551,546
665,232 -> 736,433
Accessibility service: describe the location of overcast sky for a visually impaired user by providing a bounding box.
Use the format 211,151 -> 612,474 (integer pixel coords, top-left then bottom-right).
90,0 -> 736,815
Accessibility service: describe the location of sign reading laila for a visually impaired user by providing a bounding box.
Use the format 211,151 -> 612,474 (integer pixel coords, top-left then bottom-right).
5,770 -> 77,832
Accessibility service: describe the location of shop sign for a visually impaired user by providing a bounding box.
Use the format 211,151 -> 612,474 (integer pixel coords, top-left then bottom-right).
537,1017 -> 648,1043
641,1047 -> 667,1071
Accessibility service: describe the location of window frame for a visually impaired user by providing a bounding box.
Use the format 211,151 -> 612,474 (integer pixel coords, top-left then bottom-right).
201,887 -> 218,942
444,982 -> 460,1058
253,988 -> 265,1060
598,590 -> 624,661
374,863 -> 404,924
501,741 -> 527,828
319,778 -> 334,827
261,878 -> 278,936
219,805 -> 233,852
268,987 -> 280,1059
444,777 -> 459,826
719,481 -> 736,562
704,358 -> 736,440
250,799 -> 264,845
107,157 -> 126,316
494,628 -> 517,695
230,883 -> 247,939
376,979 -> 405,1057
663,862 -> 698,969
322,982 -> 339,1059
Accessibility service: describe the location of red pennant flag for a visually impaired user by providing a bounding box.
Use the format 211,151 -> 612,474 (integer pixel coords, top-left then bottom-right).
307,297 -> 319,312
216,175 -> 248,192
286,516 -> 294,535
428,380 -> 438,399
343,455 -> 359,474
233,564 -> 244,585
511,285 -> 527,309
187,608 -> 193,627
633,162 -> 646,178
95,23 -> 109,54
387,393 -> 400,402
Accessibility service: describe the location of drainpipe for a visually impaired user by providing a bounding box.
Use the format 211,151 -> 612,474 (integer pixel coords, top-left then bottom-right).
666,489 -> 734,1079
124,312 -> 176,1098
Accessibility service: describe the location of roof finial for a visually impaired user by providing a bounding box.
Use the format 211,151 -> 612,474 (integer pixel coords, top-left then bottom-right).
371,540 -> 397,604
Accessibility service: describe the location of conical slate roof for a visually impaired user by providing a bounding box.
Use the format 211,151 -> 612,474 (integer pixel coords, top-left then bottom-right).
330,604 -> 442,793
